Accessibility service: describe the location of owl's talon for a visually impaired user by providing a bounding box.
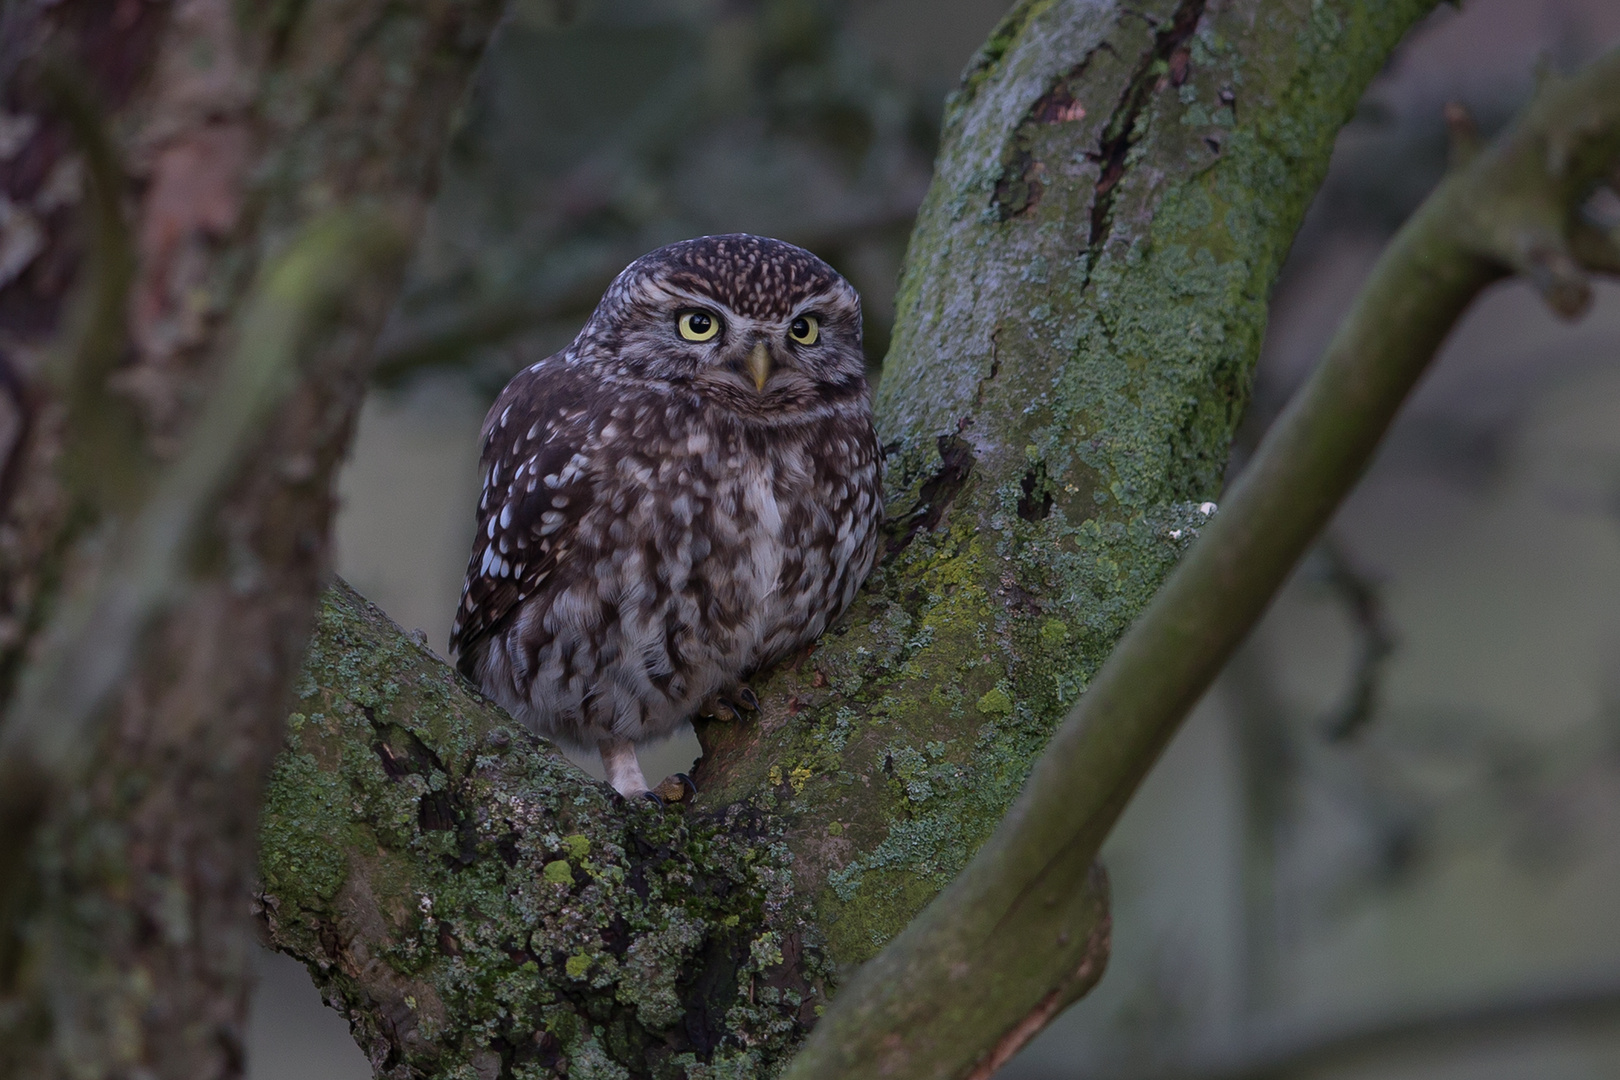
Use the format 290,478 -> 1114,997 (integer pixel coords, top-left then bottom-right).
652,772 -> 698,803
701,696 -> 740,722
700,685 -> 759,723
641,789 -> 666,806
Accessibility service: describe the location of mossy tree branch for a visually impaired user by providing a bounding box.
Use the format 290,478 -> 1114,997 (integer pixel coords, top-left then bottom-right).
256,2 -> 1477,1078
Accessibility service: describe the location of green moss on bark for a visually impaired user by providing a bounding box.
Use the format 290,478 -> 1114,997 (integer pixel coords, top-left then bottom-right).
259,583 -> 824,1079
694,0 -> 1439,970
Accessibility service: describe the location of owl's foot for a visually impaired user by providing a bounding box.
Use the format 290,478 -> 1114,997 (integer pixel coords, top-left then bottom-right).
699,684 -> 760,723
651,773 -> 698,804
600,738 -> 693,807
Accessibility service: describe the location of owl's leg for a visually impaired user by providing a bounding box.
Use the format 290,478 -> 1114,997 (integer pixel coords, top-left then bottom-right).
698,684 -> 761,723
597,737 -> 650,798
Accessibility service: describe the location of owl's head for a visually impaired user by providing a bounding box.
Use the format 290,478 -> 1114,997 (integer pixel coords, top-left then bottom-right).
573,234 -> 867,420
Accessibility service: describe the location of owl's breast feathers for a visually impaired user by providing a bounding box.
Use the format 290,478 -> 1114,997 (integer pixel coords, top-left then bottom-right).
450,355 -> 882,737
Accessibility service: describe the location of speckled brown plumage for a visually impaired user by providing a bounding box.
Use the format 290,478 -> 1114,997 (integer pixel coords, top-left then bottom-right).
450,235 -> 882,796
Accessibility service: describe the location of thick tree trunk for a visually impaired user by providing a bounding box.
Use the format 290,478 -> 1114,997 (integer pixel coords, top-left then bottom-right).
0,1 -> 501,1076
253,2 -> 1438,1078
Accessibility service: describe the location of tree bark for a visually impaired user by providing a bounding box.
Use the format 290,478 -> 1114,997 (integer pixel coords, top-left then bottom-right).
0,1 -> 502,1076
254,1 -> 1439,1077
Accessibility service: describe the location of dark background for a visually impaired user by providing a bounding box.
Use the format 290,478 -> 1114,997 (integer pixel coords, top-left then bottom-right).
248,2 -> 1620,1076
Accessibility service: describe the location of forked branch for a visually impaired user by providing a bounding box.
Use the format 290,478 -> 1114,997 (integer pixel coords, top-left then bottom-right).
259,2 -> 1452,1076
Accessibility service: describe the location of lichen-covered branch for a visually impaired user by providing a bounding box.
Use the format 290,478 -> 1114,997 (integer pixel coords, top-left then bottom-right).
257,2 -> 1446,1077
264,582 -> 831,1077
703,0 -> 1437,968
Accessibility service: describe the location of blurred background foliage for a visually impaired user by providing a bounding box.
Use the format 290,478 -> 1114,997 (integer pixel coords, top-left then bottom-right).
250,1 -> 1620,1078
374,0 -> 997,388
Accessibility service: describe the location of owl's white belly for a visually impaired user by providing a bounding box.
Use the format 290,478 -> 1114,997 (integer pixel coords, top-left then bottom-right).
732,464 -> 786,651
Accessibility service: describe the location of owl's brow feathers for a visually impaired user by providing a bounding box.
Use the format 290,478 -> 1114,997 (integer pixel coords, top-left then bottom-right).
604,234 -> 848,321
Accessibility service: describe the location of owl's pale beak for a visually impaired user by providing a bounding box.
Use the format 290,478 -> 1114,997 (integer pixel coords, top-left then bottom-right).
747,341 -> 773,391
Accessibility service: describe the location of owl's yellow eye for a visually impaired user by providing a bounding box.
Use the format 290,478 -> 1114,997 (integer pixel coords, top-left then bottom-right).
677,310 -> 720,342
788,314 -> 819,345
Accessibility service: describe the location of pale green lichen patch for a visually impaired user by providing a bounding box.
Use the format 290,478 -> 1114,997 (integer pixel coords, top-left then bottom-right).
975,686 -> 1013,717
258,749 -> 356,902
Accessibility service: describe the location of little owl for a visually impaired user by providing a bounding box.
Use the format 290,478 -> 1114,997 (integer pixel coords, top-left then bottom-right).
450,235 -> 883,799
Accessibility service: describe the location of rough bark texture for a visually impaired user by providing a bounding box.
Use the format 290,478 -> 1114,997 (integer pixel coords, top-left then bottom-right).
724,0 -> 1434,969
263,582 -> 827,1079
0,1 -> 502,1076
253,2 -> 1438,1078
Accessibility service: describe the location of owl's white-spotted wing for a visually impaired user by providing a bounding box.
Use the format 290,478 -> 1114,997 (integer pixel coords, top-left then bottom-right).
450,360 -> 597,679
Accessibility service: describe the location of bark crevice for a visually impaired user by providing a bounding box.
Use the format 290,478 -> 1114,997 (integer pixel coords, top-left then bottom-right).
1087,0 -> 1207,257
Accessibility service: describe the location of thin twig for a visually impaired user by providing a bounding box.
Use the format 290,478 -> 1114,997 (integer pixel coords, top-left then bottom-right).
1315,539 -> 1395,743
